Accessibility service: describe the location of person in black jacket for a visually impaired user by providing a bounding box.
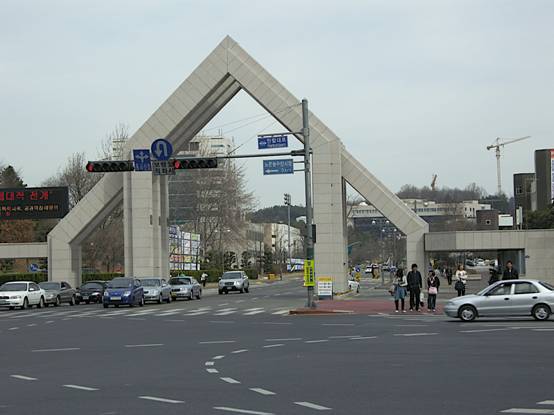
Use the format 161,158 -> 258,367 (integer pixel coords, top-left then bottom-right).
407,263 -> 423,311
502,260 -> 519,280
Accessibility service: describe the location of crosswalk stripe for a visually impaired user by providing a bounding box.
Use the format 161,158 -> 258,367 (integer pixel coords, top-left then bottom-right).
243,310 -> 265,315
538,402 -> 554,405
502,409 -> 554,414
272,310 -> 289,315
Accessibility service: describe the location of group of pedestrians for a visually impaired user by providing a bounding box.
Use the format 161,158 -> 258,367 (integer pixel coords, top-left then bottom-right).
391,264 -> 441,312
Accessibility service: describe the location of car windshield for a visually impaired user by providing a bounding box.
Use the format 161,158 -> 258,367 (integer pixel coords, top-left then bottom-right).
141,279 -> 161,287
39,282 -> 60,290
222,272 -> 242,280
82,283 -> 103,289
539,281 -> 554,291
107,279 -> 133,289
170,277 -> 191,285
0,283 -> 27,292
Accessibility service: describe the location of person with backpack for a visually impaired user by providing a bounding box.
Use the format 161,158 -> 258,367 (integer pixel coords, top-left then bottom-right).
427,270 -> 440,312
407,263 -> 423,311
392,268 -> 408,313
455,264 -> 467,296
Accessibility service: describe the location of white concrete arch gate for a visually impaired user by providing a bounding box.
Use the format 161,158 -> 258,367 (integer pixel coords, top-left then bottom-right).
48,36 -> 428,292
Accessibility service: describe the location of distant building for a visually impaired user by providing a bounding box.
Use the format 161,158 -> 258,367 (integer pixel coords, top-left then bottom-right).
513,173 -> 536,224
262,223 -> 303,257
534,149 -> 554,210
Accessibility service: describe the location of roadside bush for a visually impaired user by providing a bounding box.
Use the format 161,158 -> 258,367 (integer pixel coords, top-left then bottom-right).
82,273 -> 124,282
0,273 -> 47,285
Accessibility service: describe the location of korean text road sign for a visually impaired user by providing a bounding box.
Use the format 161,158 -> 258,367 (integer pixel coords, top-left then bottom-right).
317,276 -> 333,299
0,187 -> 69,220
258,134 -> 288,150
133,149 -> 152,171
304,259 -> 315,287
151,138 -> 173,161
263,159 -> 294,175
152,160 -> 175,176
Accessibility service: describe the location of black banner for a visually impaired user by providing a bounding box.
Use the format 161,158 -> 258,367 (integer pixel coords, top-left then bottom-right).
0,187 -> 69,220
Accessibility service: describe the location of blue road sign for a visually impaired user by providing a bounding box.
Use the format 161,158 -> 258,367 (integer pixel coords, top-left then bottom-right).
263,159 -> 294,175
258,134 -> 288,150
29,263 -> 39,272
133,149 -> 152,171
151,138 -> 173,161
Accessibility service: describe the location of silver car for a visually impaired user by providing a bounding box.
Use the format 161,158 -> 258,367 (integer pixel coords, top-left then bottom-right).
169,276 -> 202,300
218,271 -> 249,295
140,278 -> 172,304
444,279 -> 554,322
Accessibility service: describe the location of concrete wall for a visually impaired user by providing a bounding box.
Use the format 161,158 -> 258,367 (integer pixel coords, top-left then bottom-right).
0,243 -> 47,259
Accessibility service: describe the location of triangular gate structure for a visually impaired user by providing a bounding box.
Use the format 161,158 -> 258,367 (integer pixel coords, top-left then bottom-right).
48,36 -> 428,292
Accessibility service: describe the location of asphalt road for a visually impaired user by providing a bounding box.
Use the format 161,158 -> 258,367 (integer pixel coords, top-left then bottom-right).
1,276 -> 553,415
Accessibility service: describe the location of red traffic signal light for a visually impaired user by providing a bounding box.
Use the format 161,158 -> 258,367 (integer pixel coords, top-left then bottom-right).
85,161 -> 134,173
172,158 -> 218,170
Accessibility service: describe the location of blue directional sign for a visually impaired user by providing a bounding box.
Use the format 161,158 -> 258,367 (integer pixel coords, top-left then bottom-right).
258,134 -> 288,150
29,263 -> 39,272
263,159 -> 294,175
151,138 -> 173,161
133,149 -> 152,171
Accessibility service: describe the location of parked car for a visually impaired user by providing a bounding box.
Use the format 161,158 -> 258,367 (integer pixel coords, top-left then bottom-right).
218,271 -> 249,295
103,277 -> 144,308
169,276 -> 202,300
444,279 -> 554,322
140,278 -> 172,303
0,281 -> 45,310
39,281 -> 77,306
76,280 -> 107,304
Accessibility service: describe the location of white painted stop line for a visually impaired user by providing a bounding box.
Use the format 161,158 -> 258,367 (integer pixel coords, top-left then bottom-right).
139,396 -> 184,404
213,407 -> 275,415
294,401 -> 332,410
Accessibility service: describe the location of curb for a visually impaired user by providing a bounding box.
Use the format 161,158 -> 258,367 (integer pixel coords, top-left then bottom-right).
289,309 -> 355,315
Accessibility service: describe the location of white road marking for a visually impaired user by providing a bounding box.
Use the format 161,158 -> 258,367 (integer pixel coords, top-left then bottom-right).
262,322 -> 291,325
271,310 -> 289,315
264,338 -> 301,342
249,388 -> 276,395
32,347 -> 80,353
322,323 -> 354,326
243,308 -> 264,312
63,384 -> 98,391
184,311 -> 209,316
460,328 -> 514,333
212,355 -> 225,360
206,368 -> 219,373
11,375 -> 37,381
243,310 -> 265,315
349,336 -> 378,340
138,396 -> 184,404
218,303 -> 229,306
205,361 -> 215,366
213,407 -> 274,415
231,349 -> 248,354
157,310 -> 184,316
305,339 -> 329,344
8,327 -> 19,331
220,377 -> 241,384
294,401 -> 332,410
538,401 -> 554,405
263,344 -> 284,348
200,340 -> 236,344
393,333 -> 438,337
214,311 -> 237,316
125,343 -> 164,348
45,320 -> 54,324
329,335 -> 362,339
501,409 -> 554,414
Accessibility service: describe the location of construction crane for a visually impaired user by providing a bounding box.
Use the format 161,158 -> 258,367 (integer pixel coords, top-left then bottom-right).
430,174 -> 438,191
486,136 -> 531,195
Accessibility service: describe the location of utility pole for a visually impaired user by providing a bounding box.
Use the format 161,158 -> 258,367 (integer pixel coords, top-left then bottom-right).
302,99 -> 315,308
284,193 -> 292,271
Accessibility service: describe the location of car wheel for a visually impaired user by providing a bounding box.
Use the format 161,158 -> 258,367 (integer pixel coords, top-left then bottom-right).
224,289 -> 228,295
45,302 -> 50,307
37,297 -> 44,308
239,288 -> 244,294
75,300 -> 80,305
532,304 -> 551,321
157,294 -> 162,304
196,290 -> 201,300
21,297 -> 28,310
189,291 -> 194,301
69,296 -> 75,306
54,296 -> 61,307
103,303 -> 108,308
166,294 -> 172,303
459,305 -> 477,322
139,296 -> 145,307
218,290 -> 223,295
244,286 -> 249,293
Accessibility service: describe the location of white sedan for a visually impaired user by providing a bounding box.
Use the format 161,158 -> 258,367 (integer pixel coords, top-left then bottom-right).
0,281 -> 46,310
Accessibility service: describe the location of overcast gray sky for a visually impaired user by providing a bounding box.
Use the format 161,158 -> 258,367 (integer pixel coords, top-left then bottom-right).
1,0 -> 553,208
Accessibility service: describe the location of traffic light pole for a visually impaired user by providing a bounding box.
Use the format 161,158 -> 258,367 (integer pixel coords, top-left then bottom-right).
302,98 -> 315,309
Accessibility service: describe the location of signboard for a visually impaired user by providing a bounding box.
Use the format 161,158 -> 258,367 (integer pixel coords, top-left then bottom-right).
152,160 -> 175,176
151,138 -> 173,161
303,259 -> 315,287
258,134 -> 288,150
317,276 -> 333,299
133,149 -> 152,171
169,225 -> 201,271
0,187 -> 69,220
550,149 -> 554,202
263,159 -> 294,175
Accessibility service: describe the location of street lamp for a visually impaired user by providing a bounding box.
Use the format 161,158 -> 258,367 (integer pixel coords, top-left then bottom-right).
284,193 -> 292,272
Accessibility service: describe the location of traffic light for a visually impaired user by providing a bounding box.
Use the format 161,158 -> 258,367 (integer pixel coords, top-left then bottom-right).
86,161 -> 135,172
172,158 -> 218,169
284,193 -> 291,205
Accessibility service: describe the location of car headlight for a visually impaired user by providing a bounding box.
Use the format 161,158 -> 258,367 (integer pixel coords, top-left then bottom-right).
10,295 -> 21,299
234,281 -> 241,285
123,291 -> 131,296
181,287 -> 188,292
46,293 -> 55,298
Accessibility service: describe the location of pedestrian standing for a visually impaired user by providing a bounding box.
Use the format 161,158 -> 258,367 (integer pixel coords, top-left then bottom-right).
393,268 -> 407,313
455,265 -> 467,296
201,272 -> 208,287
445,267 -> 453,285
407,263 -> 423,311
427,270 -> 440,312
502,260 -> 519,280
